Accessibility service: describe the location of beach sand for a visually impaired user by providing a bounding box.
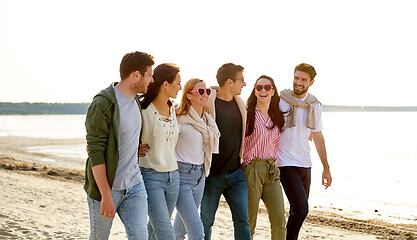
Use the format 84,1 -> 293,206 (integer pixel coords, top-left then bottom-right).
1,137 -> 416,239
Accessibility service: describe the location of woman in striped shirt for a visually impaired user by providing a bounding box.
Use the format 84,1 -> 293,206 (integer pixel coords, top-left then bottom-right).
243,75 -> 287,240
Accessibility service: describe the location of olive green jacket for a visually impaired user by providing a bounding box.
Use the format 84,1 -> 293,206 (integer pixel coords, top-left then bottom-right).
84,82 -> 142,201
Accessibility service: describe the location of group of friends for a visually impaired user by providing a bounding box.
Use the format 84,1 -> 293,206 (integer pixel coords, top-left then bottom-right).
84,51 -> 333,240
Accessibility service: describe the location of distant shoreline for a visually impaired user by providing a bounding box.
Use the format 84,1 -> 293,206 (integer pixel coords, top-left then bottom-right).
0,102 -> 89,115
322,105 -> 417,112
1,102 -> 417,114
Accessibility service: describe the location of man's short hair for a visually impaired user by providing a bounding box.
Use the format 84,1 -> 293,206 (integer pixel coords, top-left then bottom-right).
120,51 -> 155,80
294,63 -> 317,80
216,63 -> 244,87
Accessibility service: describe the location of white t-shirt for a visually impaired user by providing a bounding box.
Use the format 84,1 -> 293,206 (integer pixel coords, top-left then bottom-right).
175,122 -> 205,165
277,93 -> 323,168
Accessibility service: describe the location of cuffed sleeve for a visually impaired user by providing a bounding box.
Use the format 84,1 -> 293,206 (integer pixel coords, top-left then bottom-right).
85,98 -> 112,167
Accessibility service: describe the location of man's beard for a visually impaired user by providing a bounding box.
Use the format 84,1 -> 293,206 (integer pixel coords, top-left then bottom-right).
293,84 -> 309,96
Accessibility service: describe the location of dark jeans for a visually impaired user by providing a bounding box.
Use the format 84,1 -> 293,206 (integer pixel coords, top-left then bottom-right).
200,168 -> 251,240
279,166 -> 311,240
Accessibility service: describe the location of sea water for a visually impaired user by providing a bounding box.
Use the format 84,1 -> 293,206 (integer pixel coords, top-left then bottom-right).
309,112 -> 417,224
0,112 -> 416,224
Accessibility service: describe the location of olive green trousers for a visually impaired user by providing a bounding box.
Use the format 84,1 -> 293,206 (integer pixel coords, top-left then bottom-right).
243,158 -> 286,240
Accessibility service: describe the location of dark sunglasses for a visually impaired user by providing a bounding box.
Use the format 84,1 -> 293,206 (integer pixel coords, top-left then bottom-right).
190,88 -> 212,96
255,84 -> 273,91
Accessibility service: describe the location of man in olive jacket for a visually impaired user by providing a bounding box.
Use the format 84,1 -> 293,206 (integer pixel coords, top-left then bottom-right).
84,51 -> 154,239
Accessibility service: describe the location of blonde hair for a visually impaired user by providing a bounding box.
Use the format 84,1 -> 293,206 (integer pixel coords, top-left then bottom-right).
177,78 -> 210,117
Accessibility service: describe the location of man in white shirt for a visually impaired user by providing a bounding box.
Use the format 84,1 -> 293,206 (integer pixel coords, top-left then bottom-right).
277,63 -> 332,240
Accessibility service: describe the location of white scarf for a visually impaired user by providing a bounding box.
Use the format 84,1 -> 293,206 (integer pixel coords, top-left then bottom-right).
177,106 -> 220,176
280,89 -> 320,130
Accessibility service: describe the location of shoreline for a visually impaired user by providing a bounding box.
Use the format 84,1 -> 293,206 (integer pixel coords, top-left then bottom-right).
1,156 -> 416,239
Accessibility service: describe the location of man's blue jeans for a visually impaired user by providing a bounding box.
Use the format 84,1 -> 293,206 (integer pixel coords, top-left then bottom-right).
87,181 -> 148,240
279,166 -> 311,240
200,168 -> 251,240
140,167 -> 180,240
173,161 -> 206,240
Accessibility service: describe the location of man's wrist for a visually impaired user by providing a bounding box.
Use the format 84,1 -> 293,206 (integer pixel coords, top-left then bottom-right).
100,190 -> 112,199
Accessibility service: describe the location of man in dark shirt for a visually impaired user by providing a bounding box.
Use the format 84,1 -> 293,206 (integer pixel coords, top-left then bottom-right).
202,63 -> 250,240
209,98 -> 242,175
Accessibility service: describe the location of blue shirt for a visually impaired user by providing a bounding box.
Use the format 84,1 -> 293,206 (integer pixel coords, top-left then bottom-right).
112,86 -> 143,190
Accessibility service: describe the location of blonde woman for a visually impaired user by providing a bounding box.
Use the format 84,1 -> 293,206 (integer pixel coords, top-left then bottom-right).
173,78 -> 220,240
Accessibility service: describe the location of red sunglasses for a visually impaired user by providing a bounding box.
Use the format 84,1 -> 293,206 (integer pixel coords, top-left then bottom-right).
255,84 -> 273,91
190,88 -> 212,96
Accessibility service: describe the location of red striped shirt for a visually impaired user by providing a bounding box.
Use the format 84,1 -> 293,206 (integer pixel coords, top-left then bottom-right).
243,108 -> 280,166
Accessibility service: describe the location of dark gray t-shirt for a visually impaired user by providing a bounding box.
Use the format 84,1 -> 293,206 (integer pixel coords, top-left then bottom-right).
112,86 -> 143,190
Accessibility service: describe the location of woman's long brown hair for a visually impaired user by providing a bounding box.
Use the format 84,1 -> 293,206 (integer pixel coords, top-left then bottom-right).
246,75 -> 286,136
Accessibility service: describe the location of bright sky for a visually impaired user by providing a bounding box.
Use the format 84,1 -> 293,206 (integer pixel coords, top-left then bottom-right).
1,0 -> 416,106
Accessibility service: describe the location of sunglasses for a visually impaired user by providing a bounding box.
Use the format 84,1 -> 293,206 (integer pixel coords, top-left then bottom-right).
190,88 -> 212,96
255,84 -> 273,91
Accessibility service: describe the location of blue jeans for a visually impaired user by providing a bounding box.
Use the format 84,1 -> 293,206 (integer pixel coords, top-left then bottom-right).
279,166 -> 311,240
87,181 -> 148,240
173,162 -> 206,240
200,168 -> 250,240
141,167 -> 180,240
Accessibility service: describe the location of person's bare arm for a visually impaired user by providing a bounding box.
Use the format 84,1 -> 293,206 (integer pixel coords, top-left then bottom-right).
312,131 -> 332,189
92,164 -> 115,219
